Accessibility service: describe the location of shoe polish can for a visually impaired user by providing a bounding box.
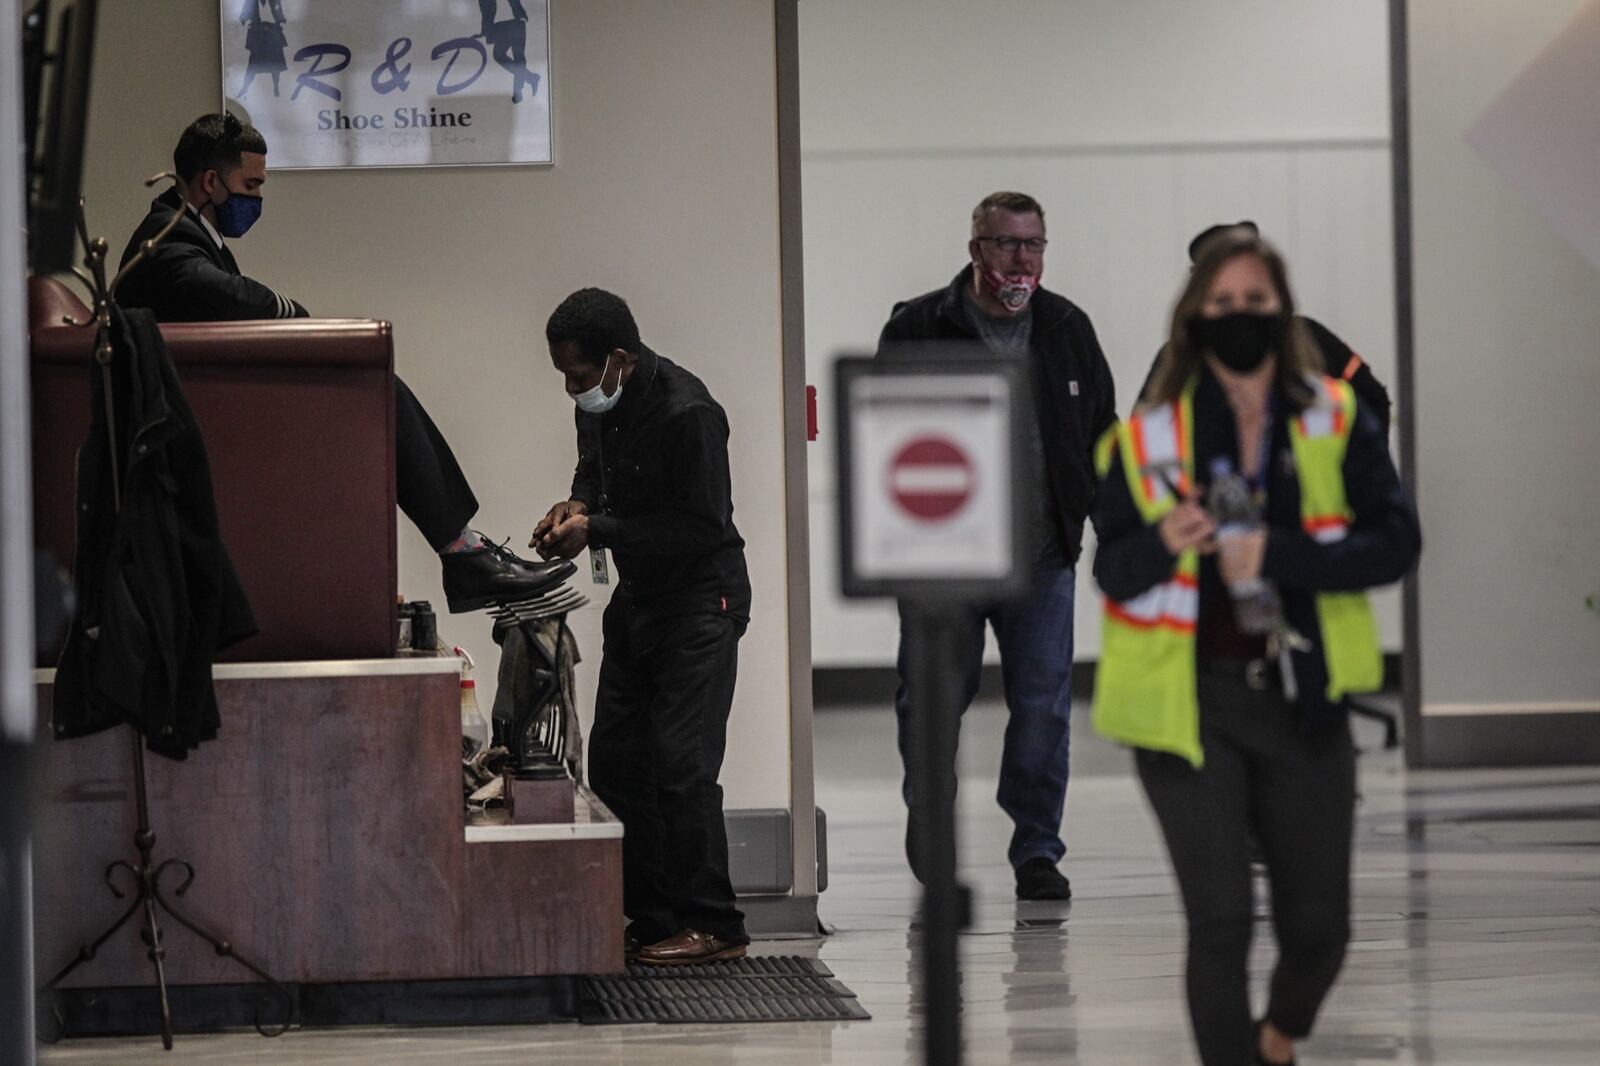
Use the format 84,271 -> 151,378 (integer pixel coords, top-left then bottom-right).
411,601 -> 438,652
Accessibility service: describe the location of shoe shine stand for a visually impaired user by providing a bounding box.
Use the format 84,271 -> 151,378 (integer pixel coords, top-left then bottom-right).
39,187 -> 291,1050
488,586 -> 588,823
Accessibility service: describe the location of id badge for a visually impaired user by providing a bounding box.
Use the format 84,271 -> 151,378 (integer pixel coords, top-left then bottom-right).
589,546 -> 610,585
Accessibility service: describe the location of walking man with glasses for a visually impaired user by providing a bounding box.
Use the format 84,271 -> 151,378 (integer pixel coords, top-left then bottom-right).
874,191 -> 1117,900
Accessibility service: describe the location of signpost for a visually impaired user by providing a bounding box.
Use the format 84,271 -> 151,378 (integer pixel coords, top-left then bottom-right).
834,350 -> 1030,1066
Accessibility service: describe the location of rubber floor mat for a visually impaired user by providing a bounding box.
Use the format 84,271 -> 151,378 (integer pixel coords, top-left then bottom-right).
580,956 -> 870,1024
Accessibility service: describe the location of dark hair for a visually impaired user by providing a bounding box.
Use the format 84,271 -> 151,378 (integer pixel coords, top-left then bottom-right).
173,112 -> 268,181
970,191 -> 1044,234
545,288 -> 641,367
1146,229 -> 1320,412
1187,220 -> 1258,263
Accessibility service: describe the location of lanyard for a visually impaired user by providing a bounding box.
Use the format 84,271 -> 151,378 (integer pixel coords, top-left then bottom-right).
597,356 -> 660,507
1242,394 -> 1276,496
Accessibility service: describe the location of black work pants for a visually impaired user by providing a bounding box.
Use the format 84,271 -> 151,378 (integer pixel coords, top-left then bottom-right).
1136,673 -> 1356,1066
394,377 -> 478,551
588,601 -> 747,944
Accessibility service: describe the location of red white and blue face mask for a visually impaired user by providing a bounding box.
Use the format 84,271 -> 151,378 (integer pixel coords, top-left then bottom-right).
979,266 -> 1039,312
972,240 -> 1042,311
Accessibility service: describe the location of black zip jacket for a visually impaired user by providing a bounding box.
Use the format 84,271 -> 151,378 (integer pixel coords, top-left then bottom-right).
1093,369 -> 1420,726
569,346 -> 751,621
876,268 -> 1118,567
52,307 -> 258,759
116,188 -> 307,322
1140,315 -> 1392,433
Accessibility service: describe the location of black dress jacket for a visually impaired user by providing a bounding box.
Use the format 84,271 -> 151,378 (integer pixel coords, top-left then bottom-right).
875,268 -> 1118,567
116,187 -> 306,322
52,307 -> 258,759
569,346 -> 751,622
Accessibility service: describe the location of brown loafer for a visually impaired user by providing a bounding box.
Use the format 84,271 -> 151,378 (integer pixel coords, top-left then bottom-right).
637,929 -> 748,966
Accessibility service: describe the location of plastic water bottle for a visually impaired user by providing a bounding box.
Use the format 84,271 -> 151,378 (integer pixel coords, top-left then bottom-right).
1207,456 -> 1281,634
456,645 -> 491,756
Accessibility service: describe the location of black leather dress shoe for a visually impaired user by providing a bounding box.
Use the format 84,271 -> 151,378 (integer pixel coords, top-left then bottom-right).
442,544 -> 575,614
483,538 -> 551,574
1015,857 -> 1072,901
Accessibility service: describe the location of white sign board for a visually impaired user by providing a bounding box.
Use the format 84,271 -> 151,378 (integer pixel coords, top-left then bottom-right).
848,373 -> 1014,583
222,0 -> 552,169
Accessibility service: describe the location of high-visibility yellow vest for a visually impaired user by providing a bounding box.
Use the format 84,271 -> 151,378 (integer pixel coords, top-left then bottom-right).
1092,374 -> 1382,767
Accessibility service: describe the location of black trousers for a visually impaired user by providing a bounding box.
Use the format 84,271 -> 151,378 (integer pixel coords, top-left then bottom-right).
1136,674 -> 1356,1066
588,602 -> 747,944
395,377 -> 478,551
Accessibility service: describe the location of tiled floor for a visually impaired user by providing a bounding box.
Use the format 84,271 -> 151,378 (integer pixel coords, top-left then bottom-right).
39,700 -> 1600,1064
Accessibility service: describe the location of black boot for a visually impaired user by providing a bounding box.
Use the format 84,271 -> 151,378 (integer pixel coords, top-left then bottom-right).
1014,857 -> 1072,900
442,544 -> 574,613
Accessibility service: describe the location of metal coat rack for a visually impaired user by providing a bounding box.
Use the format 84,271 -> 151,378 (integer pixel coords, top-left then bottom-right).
39,177 -> 291,1050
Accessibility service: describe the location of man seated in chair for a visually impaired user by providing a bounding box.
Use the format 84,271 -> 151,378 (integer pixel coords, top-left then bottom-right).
116,112 -> 563,614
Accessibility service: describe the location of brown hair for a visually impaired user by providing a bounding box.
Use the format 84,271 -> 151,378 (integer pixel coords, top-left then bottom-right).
1144,230 -> 1320,412
971,191 -> 1044,235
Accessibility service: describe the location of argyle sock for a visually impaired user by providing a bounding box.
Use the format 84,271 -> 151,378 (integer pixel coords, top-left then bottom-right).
440,527 -> 486,554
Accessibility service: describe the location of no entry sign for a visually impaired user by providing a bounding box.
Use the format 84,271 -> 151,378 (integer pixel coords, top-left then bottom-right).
890,437 -> 975,521
834,351 -> 1030,600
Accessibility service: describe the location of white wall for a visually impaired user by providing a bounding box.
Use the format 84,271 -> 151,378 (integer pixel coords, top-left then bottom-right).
74,0 -> 795,809
799,0 -> 1399,667
1410,0 -> 1600,713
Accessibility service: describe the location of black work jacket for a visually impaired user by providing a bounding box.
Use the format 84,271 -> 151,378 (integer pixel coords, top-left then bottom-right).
52,307 -> 258,759
569,346 -> 751,621
1141,315 -> 1392,433
116,188 -> 307,322
1093,369 -> 1420,726
875,269 -> 1118,566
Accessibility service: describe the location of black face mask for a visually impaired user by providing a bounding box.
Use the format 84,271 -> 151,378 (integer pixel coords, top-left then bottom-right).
1189,311 -> 1286,373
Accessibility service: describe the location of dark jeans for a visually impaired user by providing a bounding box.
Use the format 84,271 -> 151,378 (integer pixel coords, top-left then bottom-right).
588,602 -> 747,944
894,562 -> 1076,872
394,377 -> 478,551
1136,673 -> 1356,1066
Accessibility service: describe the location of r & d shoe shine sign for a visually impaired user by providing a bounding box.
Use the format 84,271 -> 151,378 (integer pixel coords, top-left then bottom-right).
222,0 -> 552,169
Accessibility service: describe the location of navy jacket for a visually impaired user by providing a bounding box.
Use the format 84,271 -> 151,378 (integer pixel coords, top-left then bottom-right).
116,188 -> 306,322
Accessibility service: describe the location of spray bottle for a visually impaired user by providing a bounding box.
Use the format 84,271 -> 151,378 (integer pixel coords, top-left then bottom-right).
455,645 -> 491,756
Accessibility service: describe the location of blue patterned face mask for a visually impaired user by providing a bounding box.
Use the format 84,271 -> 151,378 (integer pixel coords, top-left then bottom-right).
213,189 -> 263,238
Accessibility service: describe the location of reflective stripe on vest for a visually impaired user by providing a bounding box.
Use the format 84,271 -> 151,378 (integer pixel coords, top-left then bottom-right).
1093,374 -> 1382,768
1093,383 -> 1204,767
1291,376 -> 1384,697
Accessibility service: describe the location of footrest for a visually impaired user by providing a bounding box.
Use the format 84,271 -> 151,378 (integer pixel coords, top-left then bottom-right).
579,956 -> 869,1024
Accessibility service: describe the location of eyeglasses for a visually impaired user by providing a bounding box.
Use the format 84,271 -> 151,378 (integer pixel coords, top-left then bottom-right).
975,236 -> 1047,254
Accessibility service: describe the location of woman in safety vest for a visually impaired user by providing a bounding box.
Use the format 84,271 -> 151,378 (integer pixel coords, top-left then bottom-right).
1091,229 -> 1419,1066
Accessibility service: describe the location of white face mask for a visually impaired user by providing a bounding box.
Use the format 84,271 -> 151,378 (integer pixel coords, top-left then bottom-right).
573,353 -> 624,413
